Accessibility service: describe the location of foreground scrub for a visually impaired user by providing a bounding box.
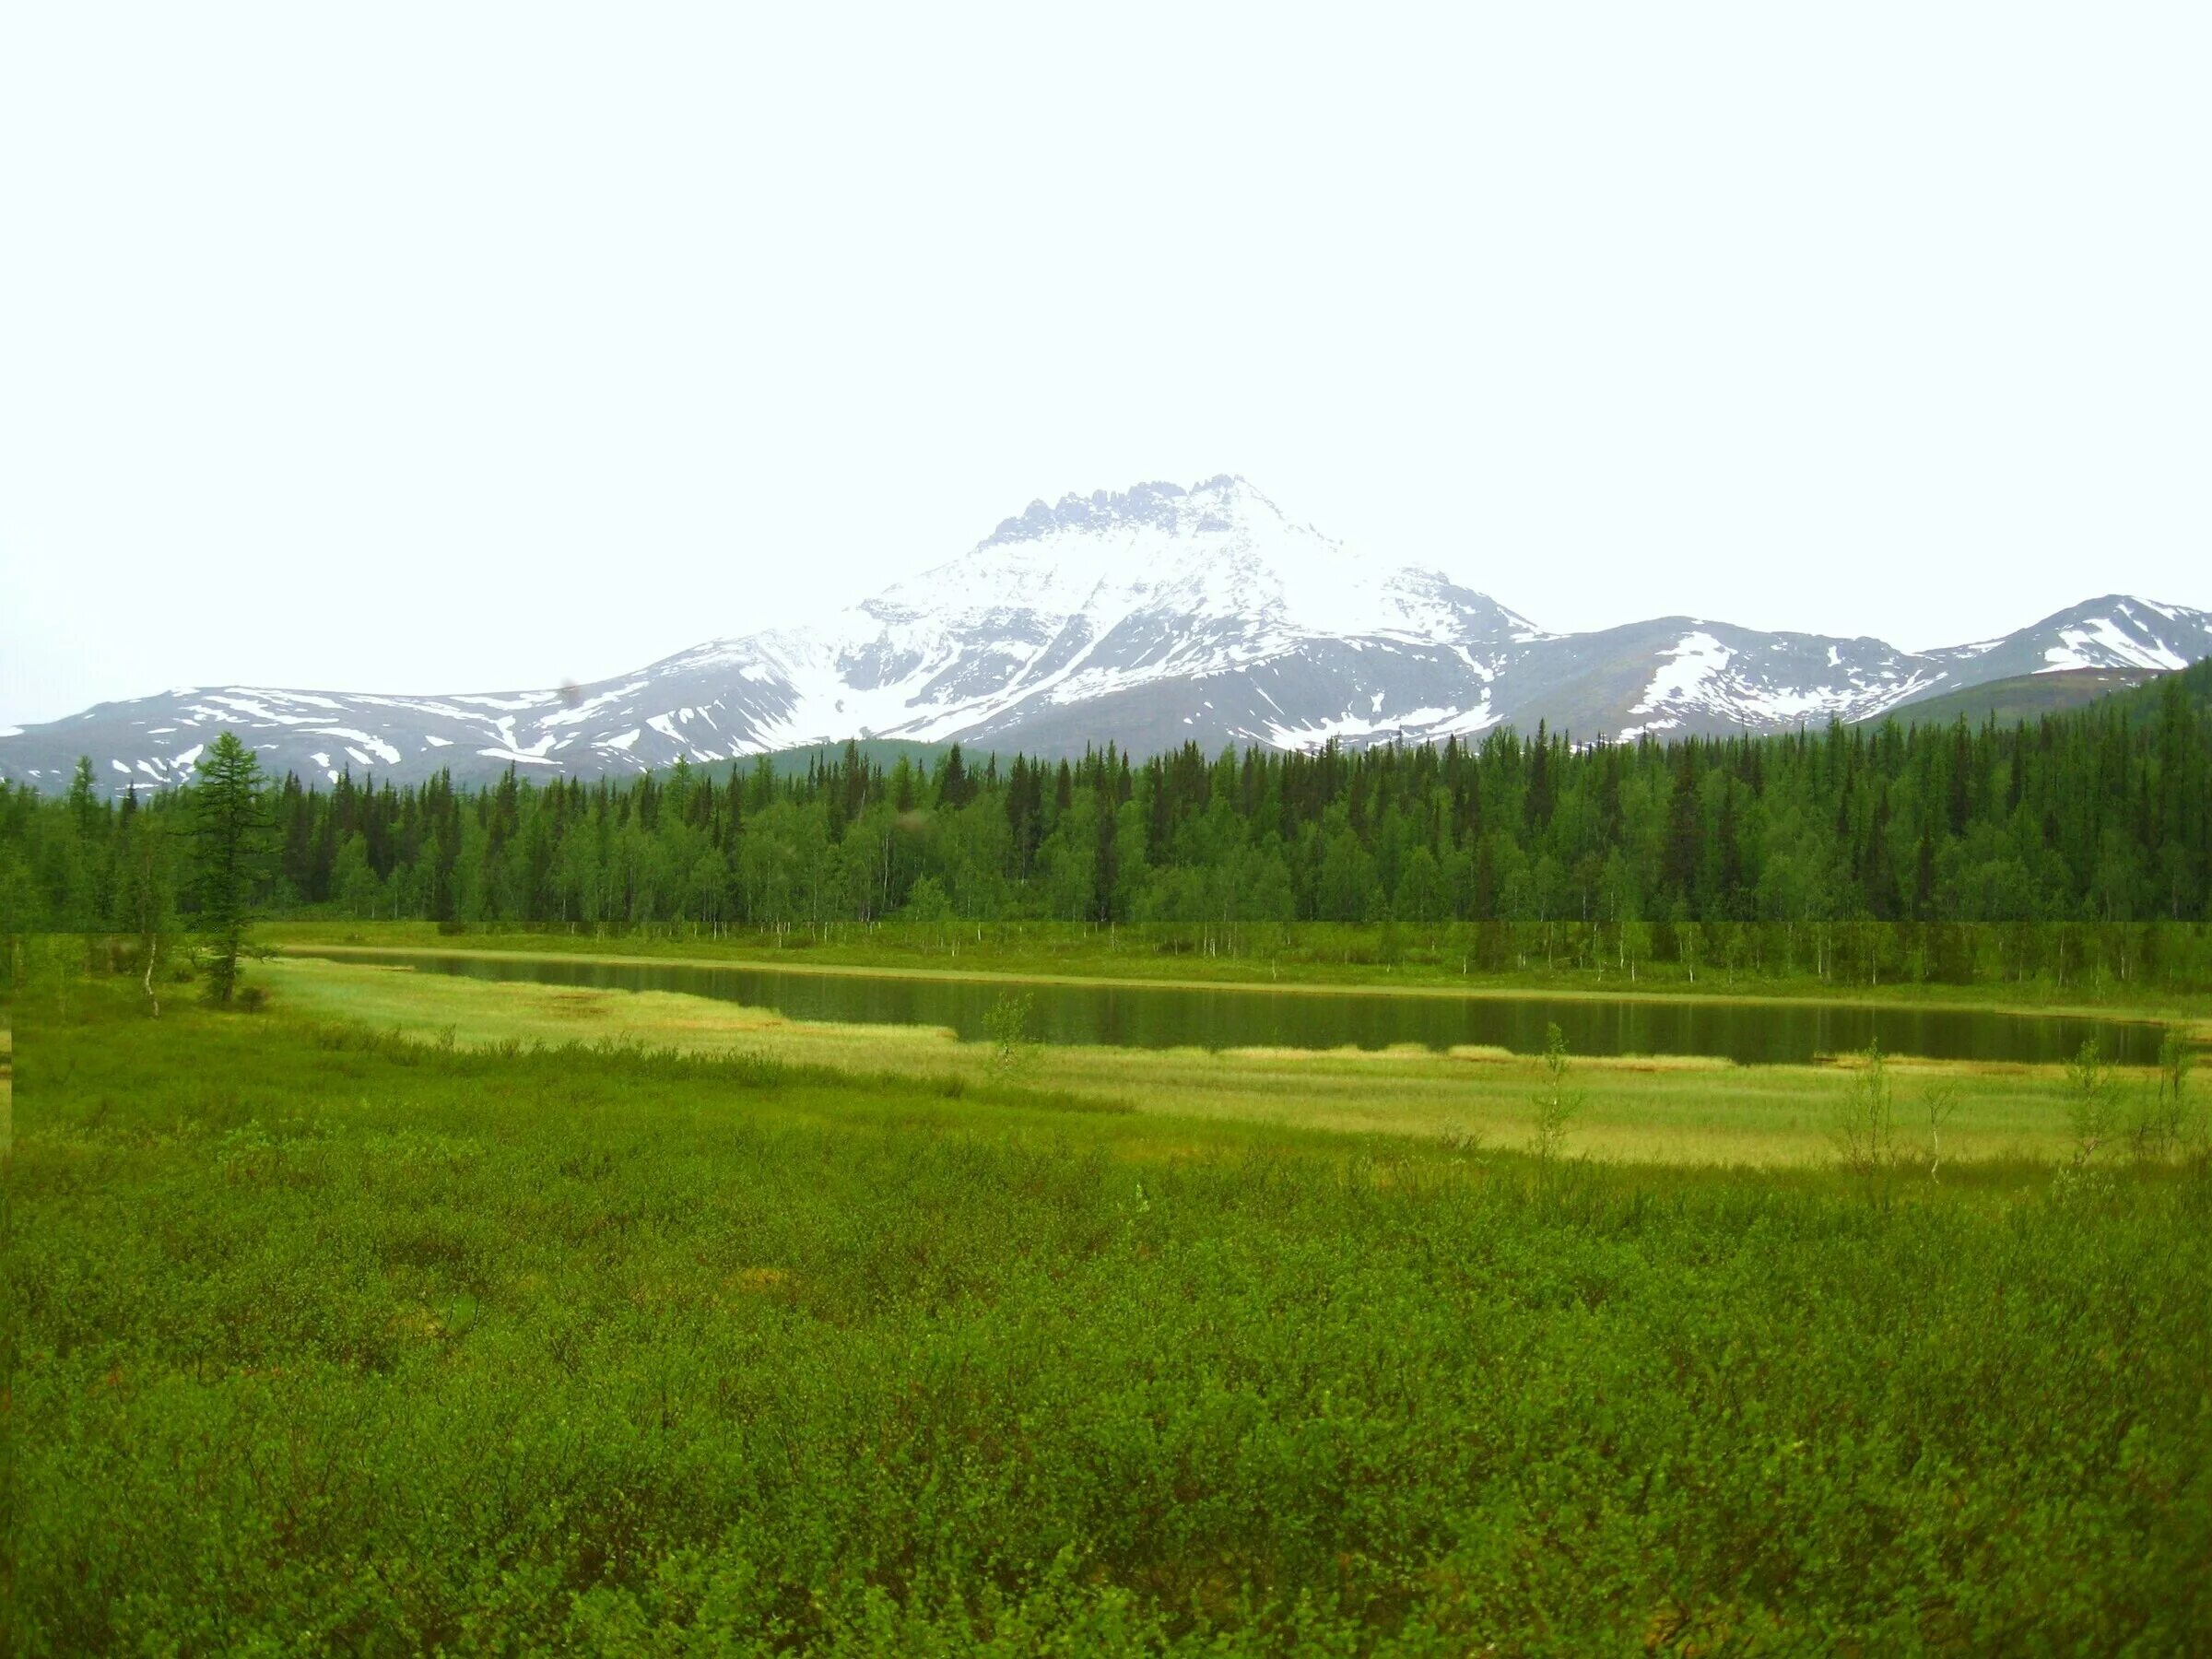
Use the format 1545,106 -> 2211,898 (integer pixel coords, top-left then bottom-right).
6,980 -> 2210,1654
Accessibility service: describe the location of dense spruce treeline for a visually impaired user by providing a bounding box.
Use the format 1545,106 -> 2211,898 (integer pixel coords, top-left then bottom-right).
4,661 -> 2209,982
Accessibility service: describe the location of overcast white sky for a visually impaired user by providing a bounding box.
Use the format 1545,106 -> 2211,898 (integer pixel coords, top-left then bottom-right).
4,4 -> 2207,728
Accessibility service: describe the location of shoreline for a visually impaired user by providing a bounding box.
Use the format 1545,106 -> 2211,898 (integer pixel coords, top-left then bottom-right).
275,940 -> 2195,1034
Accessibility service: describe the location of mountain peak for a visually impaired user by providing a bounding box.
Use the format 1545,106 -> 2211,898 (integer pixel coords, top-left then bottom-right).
978,474 -> 1273,548
5,468 -> 2207,794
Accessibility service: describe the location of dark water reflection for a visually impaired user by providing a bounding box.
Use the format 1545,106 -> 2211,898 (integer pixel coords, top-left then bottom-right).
303,950 -> 2170,1066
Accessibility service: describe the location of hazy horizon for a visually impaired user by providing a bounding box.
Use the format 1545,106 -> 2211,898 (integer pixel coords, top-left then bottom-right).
6,4 -> 2208,726
2,462 -> 2205,724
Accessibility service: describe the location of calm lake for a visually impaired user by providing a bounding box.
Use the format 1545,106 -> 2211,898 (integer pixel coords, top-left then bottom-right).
305,950 -> 2171,1066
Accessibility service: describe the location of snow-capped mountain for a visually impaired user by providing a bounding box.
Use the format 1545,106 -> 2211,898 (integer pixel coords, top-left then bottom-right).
6,475 -> 2208,794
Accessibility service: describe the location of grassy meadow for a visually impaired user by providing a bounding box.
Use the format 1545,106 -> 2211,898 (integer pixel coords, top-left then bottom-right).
4,948 -> 2211,1652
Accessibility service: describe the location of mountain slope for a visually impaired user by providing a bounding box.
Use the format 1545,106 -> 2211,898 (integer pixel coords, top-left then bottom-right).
1875,667 -> 2167,729
5,477 -> 2208,793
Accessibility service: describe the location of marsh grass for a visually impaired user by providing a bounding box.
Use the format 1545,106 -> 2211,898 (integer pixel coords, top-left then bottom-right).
261,956 -> 2156,1167
263,920 -> 2212,1041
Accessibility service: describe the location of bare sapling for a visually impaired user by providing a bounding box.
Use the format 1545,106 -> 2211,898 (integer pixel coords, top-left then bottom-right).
2065,1038 -> 2117,1166
1528,1023 -> 1583,1166
1922,1077 -> 1962,1181
983,991 -> 1040,1074
2133,1030 -> 2198,1162
1831,1042 -> 1898,1182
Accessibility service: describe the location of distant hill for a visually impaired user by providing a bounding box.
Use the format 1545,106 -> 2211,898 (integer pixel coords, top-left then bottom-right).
1865,667 -> 2166,729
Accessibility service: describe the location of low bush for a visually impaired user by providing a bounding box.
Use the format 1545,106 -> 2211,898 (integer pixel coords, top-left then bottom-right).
4,980 -> 2207,1653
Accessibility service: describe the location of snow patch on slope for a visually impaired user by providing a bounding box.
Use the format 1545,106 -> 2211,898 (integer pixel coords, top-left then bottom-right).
2042,615 -> 2190,673
1630,632 -> 1732,715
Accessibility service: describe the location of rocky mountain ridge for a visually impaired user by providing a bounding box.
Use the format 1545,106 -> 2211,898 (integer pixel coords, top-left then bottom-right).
6,475 -> 2207,793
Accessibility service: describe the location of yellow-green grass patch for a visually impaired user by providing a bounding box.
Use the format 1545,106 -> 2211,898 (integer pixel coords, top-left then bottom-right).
258,955 -> 2146,1168
265,919 -> 2212,1029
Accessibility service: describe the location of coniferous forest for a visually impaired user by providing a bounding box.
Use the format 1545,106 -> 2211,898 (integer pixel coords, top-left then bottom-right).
6,660 -> 2210,989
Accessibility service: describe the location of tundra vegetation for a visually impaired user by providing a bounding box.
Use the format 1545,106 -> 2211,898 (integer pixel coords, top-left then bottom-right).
4,675 -> 2210,1651
4,941 -> 2210,1653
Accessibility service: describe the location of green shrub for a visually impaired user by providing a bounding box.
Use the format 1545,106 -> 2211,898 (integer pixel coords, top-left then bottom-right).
982,990 -> 1038,1073
6,981 -> 2208,1653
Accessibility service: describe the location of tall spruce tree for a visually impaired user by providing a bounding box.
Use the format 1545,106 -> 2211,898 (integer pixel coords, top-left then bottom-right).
191,732 -> 271,1005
